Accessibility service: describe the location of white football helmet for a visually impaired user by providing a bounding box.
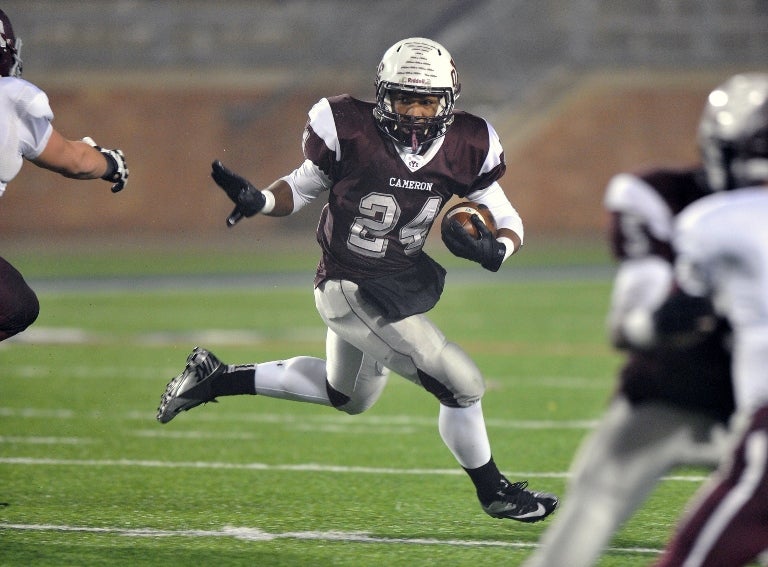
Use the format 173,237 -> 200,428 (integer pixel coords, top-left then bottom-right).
698,73 -> 768,191
374,37 -> 461,152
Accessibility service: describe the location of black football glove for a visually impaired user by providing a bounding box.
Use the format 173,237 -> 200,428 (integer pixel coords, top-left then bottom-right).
211,160 -> 266,227
653,289 -> 717,347
441,214 -> 506,272
82,137 -> 128,193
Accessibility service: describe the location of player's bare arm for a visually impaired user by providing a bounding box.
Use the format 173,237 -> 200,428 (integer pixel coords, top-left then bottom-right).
31,130 -> 128,192
33,130 -> 105,179
259,178 -> 294,217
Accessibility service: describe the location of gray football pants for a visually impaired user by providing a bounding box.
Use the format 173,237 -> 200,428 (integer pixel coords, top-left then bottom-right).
314,278 -> 485,413
522,395 -> 730,567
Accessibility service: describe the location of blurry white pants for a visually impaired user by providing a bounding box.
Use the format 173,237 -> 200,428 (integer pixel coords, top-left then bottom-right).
522,396 -> 730,567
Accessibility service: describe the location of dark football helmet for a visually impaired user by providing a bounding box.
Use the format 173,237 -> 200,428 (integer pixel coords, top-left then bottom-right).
699,73 -> 768,192
0,9 -> 22,77
373,37 -> 461,153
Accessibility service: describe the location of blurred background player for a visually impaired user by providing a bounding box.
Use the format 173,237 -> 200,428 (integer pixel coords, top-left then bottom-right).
0,8 -> 128,342
650,73 -> 768,567
156,37 -> 558,523
522,76 -> 740,567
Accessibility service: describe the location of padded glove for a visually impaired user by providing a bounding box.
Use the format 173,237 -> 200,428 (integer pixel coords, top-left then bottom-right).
211,160 -> 266,226
441,214 -> 506,272
653,290 -> 717,346
82,137 -> 128,193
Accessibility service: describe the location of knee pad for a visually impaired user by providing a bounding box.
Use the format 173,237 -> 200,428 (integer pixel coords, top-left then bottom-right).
326,360 -> 389,416
417,342 -> 484,408
325,380 -> 351,410
326,379 -> 373,415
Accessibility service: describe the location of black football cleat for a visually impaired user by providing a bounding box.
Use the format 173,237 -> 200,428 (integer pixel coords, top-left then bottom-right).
156,347 -> 223,424
481,478 -> 558,523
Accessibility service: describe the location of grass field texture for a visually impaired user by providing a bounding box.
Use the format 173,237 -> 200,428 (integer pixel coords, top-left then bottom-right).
0,246 -> 716,566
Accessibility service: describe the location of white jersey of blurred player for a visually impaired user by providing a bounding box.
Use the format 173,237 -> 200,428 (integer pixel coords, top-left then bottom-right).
649,72 -> 768,567
653,187 -> 768,566
674,188 -> 768,411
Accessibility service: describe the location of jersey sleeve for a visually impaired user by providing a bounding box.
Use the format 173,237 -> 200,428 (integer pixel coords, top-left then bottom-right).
17,80 -> 54,159
672,197 -> 721,297
279,97 -> 341,214
604,173 -> 674,262
604,172 -> 678,345
467,181 -> 524,244
281,158 -> 331,213
0,78 -> 53,195
302,97 -> 340,180
466,119 -> 506,194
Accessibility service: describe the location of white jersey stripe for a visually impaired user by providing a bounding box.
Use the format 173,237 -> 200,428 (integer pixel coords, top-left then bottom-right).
306,97 -> 340,161
683,430 -> 768,567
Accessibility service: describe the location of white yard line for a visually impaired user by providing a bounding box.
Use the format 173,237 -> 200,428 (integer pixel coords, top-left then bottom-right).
0,436 -> 92,445
0,456 -> 711,483
0,406 -> 600,430
0,522 -> 660,556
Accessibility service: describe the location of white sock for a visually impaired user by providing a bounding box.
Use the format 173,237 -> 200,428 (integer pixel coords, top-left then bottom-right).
438,401 -> 492,469
253,356 -> 332,406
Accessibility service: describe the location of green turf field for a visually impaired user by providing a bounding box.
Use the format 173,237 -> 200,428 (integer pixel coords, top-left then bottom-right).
0,246 -> 718,566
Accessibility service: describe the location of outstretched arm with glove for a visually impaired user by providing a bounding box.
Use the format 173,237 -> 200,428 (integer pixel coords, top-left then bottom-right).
211,160 -> 298,226
31,130 -> 129,192
210,159 -> 326,226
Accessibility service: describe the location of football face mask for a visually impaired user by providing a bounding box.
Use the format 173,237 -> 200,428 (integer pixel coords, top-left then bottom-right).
374,37 -> 461,153
380,90 -> 449,152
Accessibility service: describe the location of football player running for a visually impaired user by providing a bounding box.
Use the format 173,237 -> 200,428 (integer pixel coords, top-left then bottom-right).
650,73 -> 768,567
523,79 -> 741,566
0,8 -> 128,343
156,37 -> 558,523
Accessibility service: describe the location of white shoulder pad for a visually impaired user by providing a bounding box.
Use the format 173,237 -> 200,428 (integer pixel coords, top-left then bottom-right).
306,98 -> 340,161
7,78 -> 54,121
25,90 -> 53,121
604,173 -> 673,241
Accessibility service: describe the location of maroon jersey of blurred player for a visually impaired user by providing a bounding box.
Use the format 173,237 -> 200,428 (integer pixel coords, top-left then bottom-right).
608,166 -> 734,422
304,95 -> 505,284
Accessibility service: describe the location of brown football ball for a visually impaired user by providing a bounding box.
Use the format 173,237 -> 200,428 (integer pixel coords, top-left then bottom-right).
440,201 -> 497,239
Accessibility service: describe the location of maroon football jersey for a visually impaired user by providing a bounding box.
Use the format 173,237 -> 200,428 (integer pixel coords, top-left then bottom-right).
303,95 -> 505,284
607,167 -> 734,422
608,167 -> 711,263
